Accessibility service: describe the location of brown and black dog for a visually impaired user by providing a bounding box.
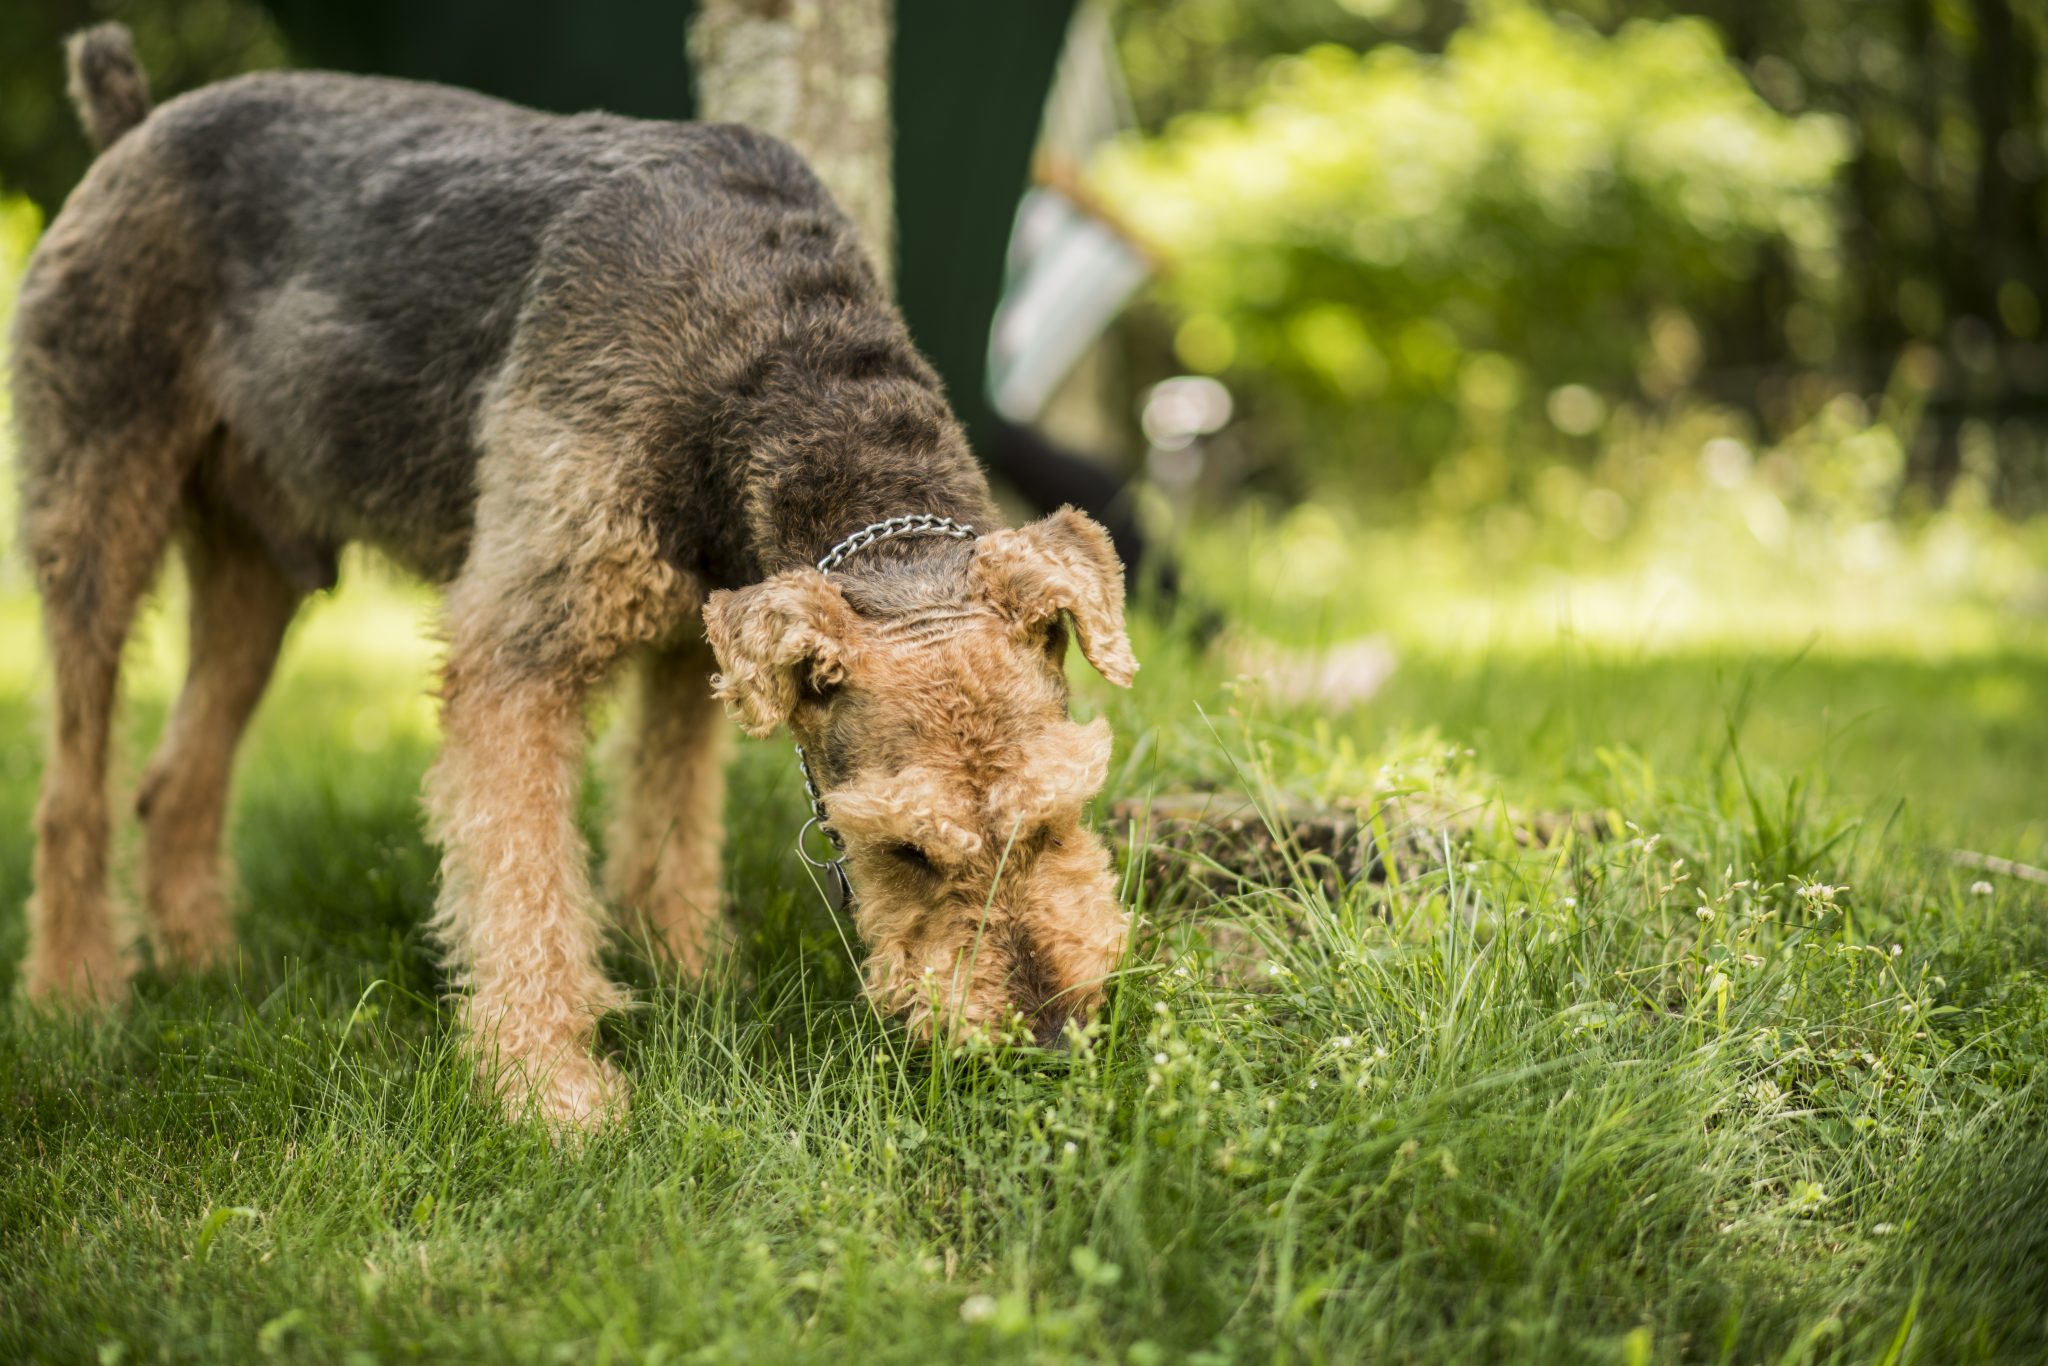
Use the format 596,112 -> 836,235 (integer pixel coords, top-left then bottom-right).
12,25 -> 1135,1129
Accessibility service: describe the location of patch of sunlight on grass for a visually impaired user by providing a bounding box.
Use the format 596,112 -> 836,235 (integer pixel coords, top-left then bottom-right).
1188,498 -> 2048,662
0,550 -> 445,743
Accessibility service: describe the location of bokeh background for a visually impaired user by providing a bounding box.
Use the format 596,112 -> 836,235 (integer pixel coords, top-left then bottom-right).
1,0 -> 2044,844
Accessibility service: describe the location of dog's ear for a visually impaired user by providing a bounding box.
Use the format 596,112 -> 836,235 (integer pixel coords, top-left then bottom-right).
704,570 -> 862,737
973,507 -> 1138,687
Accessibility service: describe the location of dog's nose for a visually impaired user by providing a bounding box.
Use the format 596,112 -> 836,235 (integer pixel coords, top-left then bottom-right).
1031,1010 -> 1071,1050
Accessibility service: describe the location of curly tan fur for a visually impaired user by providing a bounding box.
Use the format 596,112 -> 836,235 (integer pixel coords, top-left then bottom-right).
704,525 -> 1137,1047
703,571 -> 865,738
423,666 -> 632,1128
973,510 -> 1139,688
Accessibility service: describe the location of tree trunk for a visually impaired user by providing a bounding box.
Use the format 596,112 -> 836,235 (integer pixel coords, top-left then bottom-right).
689,0 -> 896,289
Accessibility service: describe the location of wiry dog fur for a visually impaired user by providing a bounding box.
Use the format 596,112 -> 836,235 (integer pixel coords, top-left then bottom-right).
11,27 -> 1136,1129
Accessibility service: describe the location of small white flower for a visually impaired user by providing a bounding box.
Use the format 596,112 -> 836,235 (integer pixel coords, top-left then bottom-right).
1562,897 -> 1578,908
1970,881 -> 1994,897
1890,944 -> 1903,957
959,1294 -> 998,1324
1153,1052 -> 1169,1066
1696,906 -> 1716,921
1063,1141 -> 1077,1156
1873,1223 -> 1895,1235
1334,1036 -> 1354,1049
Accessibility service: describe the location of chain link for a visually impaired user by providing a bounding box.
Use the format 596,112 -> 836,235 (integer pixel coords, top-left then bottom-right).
794,514 -> 978,912
815,513 -> 976,574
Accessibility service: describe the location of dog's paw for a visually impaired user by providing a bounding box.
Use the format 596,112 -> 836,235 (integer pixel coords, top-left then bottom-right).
19,915 -> 132,1009
624,896 -> 729,981
489,1047 -> 631,1137
149,901 -> 237,974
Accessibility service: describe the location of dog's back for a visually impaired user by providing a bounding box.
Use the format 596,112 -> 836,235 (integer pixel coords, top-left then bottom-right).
16,43 -> 911,582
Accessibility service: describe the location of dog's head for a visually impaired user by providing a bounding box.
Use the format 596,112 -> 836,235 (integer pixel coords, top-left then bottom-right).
705,508 -> 1136,1045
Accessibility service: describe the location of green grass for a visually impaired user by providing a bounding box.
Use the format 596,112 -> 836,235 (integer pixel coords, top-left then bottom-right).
2,531 -> 2045,1364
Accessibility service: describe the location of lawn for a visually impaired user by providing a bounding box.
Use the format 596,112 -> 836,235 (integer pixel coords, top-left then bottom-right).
2,517 -> 2044,1363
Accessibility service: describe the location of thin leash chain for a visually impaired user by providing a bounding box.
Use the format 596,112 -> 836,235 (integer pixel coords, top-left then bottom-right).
793,514 -> 977,911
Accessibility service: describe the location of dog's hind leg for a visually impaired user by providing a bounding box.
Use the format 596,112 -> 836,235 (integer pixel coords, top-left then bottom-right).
11,146 -> 220,1005
135,492 -> 302,972
16,427 -> 191,1006
602,637 -> 731,975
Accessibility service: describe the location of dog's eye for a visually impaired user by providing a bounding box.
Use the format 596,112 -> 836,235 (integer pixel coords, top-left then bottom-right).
1043,619 -> 1070,668
797,677 -> 841,708
885,842 -> 935,874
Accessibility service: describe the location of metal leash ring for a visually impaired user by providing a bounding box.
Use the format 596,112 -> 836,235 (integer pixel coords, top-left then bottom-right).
794,744 -> 853,913
795,816 -> 852,912
795,814 -> 839,870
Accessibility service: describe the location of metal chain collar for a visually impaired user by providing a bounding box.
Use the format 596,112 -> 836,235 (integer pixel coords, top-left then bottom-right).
814,512 -> 977,575
793,513 -> 977,912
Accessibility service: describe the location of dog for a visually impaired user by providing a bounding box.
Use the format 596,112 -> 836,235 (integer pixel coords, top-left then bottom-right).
12,25 -> 1136,1129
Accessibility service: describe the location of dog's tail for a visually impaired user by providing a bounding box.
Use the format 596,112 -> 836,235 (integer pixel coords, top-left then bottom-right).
66,23 -> 153,152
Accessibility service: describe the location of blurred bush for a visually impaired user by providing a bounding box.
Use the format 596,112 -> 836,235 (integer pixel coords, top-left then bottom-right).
1095,2 -> 1848,485
1102,0 -> 2048,513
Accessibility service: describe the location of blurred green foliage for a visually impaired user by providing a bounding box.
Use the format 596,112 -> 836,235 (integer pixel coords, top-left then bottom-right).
1096,3 -> 1849,481
0,0 -> 286,214
1106,0 -> 2048,506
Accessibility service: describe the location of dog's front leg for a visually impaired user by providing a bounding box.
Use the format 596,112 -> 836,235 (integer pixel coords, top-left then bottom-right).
424,652 -> 629,1132
423,389 -> 696,1131
603,637 -> 731,975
